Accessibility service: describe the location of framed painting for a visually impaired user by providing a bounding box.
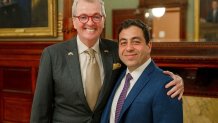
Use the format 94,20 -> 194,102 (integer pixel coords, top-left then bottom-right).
195,0 -> 218,41
0,0 -> 57,38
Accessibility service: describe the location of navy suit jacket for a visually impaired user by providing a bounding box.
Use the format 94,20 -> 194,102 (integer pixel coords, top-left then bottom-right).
30,37 -> 124,123
101,60 -> 183,123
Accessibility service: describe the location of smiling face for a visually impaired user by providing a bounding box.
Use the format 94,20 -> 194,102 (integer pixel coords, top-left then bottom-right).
72,0 -> 105,47
118,26 -> 151,72
212,1 -> 218,10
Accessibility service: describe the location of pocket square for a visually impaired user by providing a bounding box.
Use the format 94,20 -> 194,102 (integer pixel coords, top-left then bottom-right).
113,63 -> 121,70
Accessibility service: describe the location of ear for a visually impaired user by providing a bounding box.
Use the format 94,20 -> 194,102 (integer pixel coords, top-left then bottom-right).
147,42 -> 152,52
102,23 -> 105,28
102,18 -> 105,28
72,18 -> 77,29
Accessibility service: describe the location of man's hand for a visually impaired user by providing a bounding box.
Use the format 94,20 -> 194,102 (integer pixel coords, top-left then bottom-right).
163,71 -> 184,100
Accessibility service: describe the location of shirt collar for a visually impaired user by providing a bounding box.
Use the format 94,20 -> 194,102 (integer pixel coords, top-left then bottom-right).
76,36 -> 100,54
126,58 -> 151,80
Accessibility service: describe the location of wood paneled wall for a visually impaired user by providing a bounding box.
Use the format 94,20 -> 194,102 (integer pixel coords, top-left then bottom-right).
151,42 -> 218,98
0,41 -> 55,122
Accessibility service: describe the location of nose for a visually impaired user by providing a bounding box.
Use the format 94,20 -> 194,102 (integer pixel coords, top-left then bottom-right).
86,17 -> 95,25
126,42 -> 134,51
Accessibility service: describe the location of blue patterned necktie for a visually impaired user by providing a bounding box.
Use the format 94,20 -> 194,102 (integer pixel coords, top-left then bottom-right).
115,73 -> 133,123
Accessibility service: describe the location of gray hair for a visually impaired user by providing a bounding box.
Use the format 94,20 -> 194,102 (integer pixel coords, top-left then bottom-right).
72,0 -> 106,17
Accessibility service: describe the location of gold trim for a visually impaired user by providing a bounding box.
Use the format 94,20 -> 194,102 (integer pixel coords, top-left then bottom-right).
58,13 -> 63,37
194,0 -> 199,41
0,0 -> 57,38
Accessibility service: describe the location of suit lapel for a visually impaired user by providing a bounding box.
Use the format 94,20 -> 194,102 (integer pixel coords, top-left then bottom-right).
104,71 -> 126,122
95,39 -> 114,108
119,61 -> 156,121
65,38 -> 90,110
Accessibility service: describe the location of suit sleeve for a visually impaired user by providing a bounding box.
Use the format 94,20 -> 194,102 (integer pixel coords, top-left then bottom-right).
30,48 -> 54,123
152,81 -> 183,123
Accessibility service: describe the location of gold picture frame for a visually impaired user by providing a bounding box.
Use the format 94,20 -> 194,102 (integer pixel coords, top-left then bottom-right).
195,0 -> 218,41
0,0 -> 57,38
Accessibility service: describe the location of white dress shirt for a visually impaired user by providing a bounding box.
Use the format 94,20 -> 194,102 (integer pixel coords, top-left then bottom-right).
213,10 -> 217,22
76,36 -> 104,95
109,58 -> 151,123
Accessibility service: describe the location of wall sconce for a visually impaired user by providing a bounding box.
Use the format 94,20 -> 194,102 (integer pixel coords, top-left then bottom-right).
144,12 -> 150,18
151,7 -> 166,17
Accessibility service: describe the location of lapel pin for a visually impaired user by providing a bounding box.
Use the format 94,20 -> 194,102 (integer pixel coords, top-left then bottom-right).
104,50 -> 109,53
68,52 -> 74,56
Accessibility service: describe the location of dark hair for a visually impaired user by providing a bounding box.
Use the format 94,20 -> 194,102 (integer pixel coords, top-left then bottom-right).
117,19 -> 151,44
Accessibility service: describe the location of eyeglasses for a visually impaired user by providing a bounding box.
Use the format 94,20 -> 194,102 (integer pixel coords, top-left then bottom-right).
73,14 -> 103,24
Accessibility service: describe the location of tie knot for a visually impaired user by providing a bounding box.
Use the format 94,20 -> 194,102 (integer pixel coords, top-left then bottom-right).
85,48 -> 95,58
126,73 -> 133,81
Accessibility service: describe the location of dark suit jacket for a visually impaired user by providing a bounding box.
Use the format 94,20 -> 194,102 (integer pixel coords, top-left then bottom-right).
30,37 -> 124,123
206,9 -> 218,23
101,61 -> 183,123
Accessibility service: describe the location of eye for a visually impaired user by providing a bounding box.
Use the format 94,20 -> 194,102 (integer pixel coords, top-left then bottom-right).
132,40 -> 141,45
119,40 -> 127,46
93,14 -> 102,21
79,15 -> 88,20
132,38 -> 142,45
